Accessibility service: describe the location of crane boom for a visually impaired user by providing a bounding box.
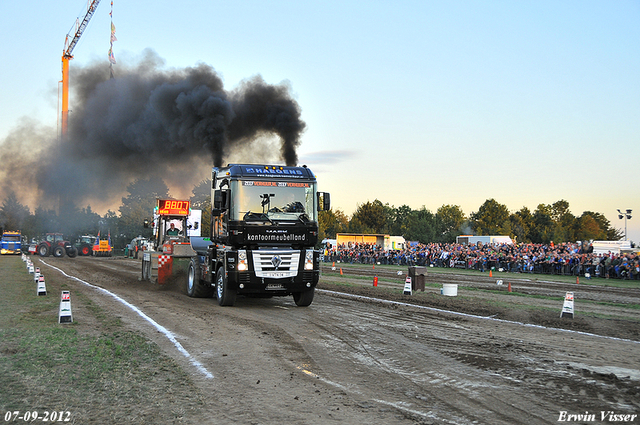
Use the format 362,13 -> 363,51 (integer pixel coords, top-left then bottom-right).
61,0 -> 102,139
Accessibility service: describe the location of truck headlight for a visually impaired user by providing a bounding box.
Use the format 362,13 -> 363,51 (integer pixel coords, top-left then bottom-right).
238,250 -> 248,271
304,250 -> 314,270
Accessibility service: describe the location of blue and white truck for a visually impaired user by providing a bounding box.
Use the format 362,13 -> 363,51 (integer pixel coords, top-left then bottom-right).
1,231 -> 22,255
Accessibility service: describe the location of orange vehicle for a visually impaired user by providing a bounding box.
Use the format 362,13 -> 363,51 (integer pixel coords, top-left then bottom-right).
92,232 -> 112,257
141,199 -> 195,285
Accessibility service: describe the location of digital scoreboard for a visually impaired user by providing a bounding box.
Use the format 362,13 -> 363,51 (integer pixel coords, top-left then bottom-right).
157,199 -> 190,216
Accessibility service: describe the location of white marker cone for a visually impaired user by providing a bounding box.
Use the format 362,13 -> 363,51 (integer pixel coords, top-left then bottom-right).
403,277 -> 412,295
560,292 -> 574,318
58,291 -> 73,323
37,275 -> 47,296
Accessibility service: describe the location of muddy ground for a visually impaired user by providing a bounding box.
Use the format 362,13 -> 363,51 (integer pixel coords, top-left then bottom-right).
32,256 -> 640,424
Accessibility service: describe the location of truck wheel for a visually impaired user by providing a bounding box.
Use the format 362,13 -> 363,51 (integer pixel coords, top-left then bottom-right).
142,257 -> 149,280
216,267 -> 236,306
187,258 -> 213,298
67,247 -> 78,258
293,287 -> 315,307
38,244 -> 50,257
53,246 -> 65,258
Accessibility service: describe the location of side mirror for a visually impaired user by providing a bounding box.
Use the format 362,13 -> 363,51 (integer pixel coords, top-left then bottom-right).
317,192 -> 331,211
212,190 -> 225,216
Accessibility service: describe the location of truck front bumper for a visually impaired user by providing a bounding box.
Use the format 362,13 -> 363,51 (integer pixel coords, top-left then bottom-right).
227,270 -> 319,295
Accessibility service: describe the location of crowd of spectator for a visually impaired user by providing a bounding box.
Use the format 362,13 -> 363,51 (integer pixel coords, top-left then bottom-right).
322,241 -> 640,280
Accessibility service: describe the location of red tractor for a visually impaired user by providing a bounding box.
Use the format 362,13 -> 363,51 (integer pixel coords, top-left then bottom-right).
37,233 -> 78,258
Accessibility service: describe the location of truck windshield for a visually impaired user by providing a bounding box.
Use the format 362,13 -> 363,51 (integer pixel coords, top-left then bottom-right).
2,235 -> 20,242
233,180 -> 317,222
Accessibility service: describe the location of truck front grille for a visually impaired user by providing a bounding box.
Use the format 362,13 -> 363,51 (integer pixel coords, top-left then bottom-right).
252,250 -> 300,279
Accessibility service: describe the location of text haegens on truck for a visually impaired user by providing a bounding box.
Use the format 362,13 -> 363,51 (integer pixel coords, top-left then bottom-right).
187,164 -> 330,307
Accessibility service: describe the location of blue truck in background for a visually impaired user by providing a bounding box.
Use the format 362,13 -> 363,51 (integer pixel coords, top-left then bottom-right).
1,230 -> 22,255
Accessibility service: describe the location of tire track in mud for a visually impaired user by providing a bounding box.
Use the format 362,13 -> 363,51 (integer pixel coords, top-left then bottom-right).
37,256 -> 640,424
308,294 -> 640,420
39,257 -> 420,424
298,297 -> 559,424
219,293 -> 566,424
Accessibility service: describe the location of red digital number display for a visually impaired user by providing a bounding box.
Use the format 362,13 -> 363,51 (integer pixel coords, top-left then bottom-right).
157,199 -> 190,216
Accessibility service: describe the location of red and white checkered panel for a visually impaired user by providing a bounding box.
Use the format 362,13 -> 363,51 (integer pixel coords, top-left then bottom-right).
158,255 -> 171,268
157,255 -> 173,285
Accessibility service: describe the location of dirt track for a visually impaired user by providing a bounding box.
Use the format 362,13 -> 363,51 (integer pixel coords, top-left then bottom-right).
37,256 -> 640,424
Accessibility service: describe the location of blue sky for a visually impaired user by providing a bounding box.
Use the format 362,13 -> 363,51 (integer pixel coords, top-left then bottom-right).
1,0 -> 639,242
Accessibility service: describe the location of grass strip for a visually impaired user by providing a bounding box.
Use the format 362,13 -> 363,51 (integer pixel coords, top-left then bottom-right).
0,256 -> 203,423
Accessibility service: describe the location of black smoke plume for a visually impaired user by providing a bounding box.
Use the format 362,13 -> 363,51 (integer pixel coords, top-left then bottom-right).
1,50 -> 305,211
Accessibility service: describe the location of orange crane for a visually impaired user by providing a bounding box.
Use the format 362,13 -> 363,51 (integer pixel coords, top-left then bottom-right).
61,0 -> 101,139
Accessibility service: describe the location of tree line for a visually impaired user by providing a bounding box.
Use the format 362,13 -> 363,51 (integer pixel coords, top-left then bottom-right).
0,181 -> 623,248
319,199 -> 623,244
0,178 -> 212,249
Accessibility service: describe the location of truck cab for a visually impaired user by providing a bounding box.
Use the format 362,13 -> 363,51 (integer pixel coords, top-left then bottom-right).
188,164 -> 330,306
1,231 -> 22,255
